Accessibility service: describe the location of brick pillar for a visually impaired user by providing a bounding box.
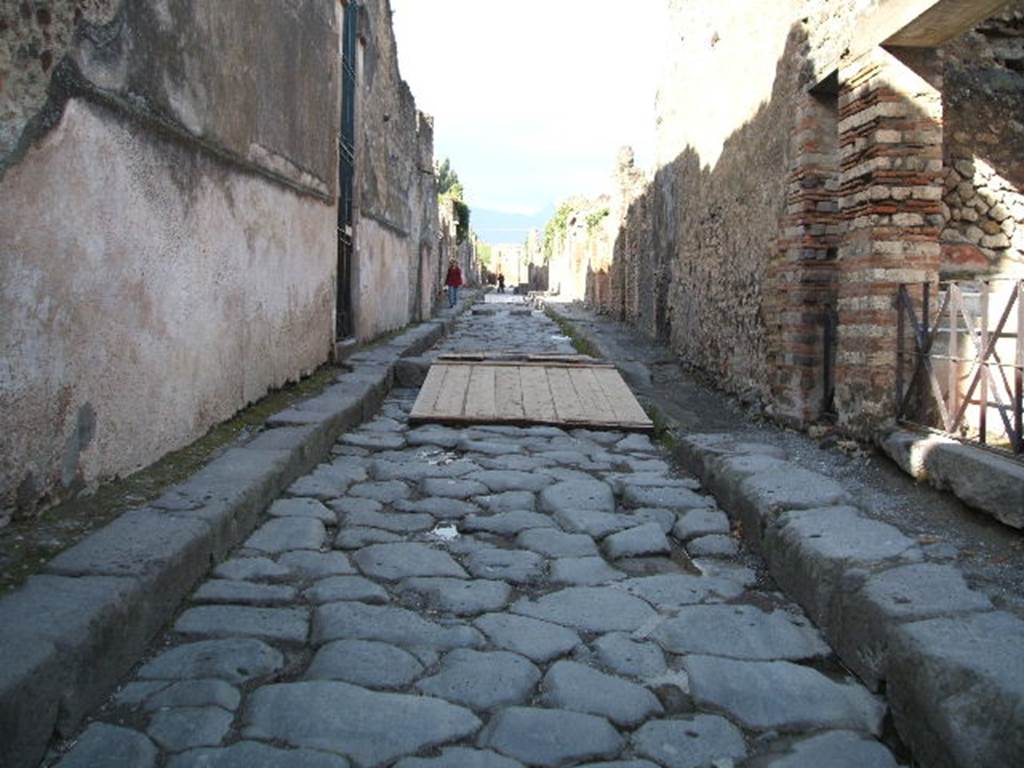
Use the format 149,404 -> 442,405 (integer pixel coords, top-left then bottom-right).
768,89 -> 841,426
834,48 -> 944,437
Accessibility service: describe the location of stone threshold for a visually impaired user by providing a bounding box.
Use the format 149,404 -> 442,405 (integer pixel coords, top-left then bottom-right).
880,427 -> 1024,530
545,299 -> 1024,768
0,292 -> 480,768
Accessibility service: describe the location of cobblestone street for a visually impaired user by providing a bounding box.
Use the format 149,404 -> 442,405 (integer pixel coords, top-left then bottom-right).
51,297 -> 900,768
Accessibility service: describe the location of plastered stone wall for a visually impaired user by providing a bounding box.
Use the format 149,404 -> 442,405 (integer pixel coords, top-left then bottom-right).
352,0 -> 441,341
0,1 -> 340,522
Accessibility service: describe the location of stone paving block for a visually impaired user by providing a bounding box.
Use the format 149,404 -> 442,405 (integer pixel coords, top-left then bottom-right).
630,507 -> 677,533
279,551 -> 356,578
313,602 -> 484,650
244,681 -> 482,767
473,612 -> 581,662
269,498 -> 336,523
603,523 -> 671,560
330,497 -> 383,516
459,438 -> 525,456
684,655 -> 885,733
886,611 -> 1024,768
462,511 -> 556,535
550,557 -> 626,586
399,578 -> 512,615
114,681 -> 168,707
406,426 -> 462,449
512,586 -> 657,633
604,472 -> 700,494
631,715 -> 747,768
652,605 -> 829,661
305,639 -> 424,689
0,574 -> 153,767
168,741 -> 350,768
287,462 -> 368,500
335,526 -> 403,549
765,507 -> 922,629
830,562 -> 994,690
422,477 -> 491,499
193,579 -> 297,606
618,573 -> 745,609
138,639 -> 284,684
621,485 -> 711,511
478,707 -> 624,767
615,434 -> 657,453
578,762 -> 659,768
394,747 -> 524,768
305,575 -> 390,605
348,480 -> 412,503
345,508 -> 434,533
672,508 -> 730,541
479,455 -> 553,472
143,679 -> 240,712
554,508 -> 634,539
748,730 -> 899,768
342,432 -> 407,451
213,557 -> 290,582
175,606 -> 309,644
465,548 -> 545,584
466,470 -> 555,493
416,649 -> 541,710
354,542 -> 467,581
540,479 -> 616,515
395,496 -> 480,519
477,491 -> 537,512
593,633 -> 667,679
147,705 -> 233,752
686,534 -> 739,558
735,464 -> 850,544
54,723 -> 158,768
516,528 -> 600,558
243,518 -> 327,554
541,660 -> 663,726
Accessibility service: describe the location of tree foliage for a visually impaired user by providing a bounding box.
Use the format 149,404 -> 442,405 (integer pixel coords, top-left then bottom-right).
436,157 -> 464,200
543,202 -> 577,261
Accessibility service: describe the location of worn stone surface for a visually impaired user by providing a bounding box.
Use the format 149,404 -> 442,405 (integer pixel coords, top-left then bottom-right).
313,602 -> 483,650
749,730 -> 899,768
631,716 -> 748,768
353,543 -> 467,581
603,523 -> 671,559
685,534 -> 739,557
305,640 -> 424,689
465,548 -> 545,584
478,707 -> 624,767
541,661 -> 663,726
243,518 -> 327,554
55,723 -> 158,768
672,508 -> 731,541
550,557 -> 626,586
168,741 -> 350,768
462,511 -> 555,535
594,633 -> 667,679
144,679 -> 240,712
193,580 -> 297,606
394,747 -> 523,768
137,639 -> 284,684
268,498 -> 336,523
621,485 -> 711,511
244,681 -> 481,767
473,612 -> 582,662
684,655 -> 885,733
147,706 -> 233,752
652,605 -> 829,660
174,606 -> 309,644
540,479 -> 616,515
619,573 -> 745,608
304,576 -> 389,606
516,529 -> 600,558
512,587 -> 657,633
279,551 -> 357,578
399,578 -> 511,615
416,649 -> 541,710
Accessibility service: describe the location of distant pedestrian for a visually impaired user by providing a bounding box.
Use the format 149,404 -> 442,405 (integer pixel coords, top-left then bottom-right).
445,259 -> 463,308
497,272 -> 505,294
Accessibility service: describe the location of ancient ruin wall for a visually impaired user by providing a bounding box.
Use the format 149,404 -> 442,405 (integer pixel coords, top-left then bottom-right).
0,1 -> 340,521
352,0 -> 441,341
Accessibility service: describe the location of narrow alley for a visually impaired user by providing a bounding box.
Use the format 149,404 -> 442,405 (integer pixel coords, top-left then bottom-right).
46,296 -> 898,768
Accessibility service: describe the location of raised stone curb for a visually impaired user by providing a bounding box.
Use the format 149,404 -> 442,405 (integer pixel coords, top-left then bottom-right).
673,431 -> 1024,768
0,293 -> 479,768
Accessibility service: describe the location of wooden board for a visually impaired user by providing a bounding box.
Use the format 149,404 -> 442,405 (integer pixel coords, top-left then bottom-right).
409,360 -> 653,432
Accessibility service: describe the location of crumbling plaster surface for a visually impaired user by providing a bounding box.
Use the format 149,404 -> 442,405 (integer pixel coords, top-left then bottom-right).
352,0 -> 440,341
0,99 -> 335,519
1,0 -> 339,197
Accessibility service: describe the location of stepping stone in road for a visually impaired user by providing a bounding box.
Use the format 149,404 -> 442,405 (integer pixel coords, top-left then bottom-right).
416,648 -> 541,710
243,681 -> 481,767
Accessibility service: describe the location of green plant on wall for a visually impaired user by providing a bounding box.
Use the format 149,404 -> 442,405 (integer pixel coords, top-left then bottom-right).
453,199 -> 470,244
543,202 -> 576,261
586,207 -> 610,234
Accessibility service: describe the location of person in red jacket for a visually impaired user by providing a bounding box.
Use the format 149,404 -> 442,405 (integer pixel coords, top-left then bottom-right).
445,259 -> 463,308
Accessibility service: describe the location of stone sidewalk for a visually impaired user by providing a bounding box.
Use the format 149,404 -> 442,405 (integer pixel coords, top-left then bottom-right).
48,296 -> 902,768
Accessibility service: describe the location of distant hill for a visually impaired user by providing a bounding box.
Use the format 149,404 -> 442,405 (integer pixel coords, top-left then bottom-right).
471,203 -> 556,245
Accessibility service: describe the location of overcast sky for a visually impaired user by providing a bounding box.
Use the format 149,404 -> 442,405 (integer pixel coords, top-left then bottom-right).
390,0 -> 667,215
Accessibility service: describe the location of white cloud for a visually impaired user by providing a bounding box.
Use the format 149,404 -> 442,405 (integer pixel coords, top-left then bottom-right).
390,0 -> 666,214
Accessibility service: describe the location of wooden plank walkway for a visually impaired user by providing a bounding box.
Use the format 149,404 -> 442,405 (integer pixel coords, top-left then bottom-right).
410,359 -> 653,432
